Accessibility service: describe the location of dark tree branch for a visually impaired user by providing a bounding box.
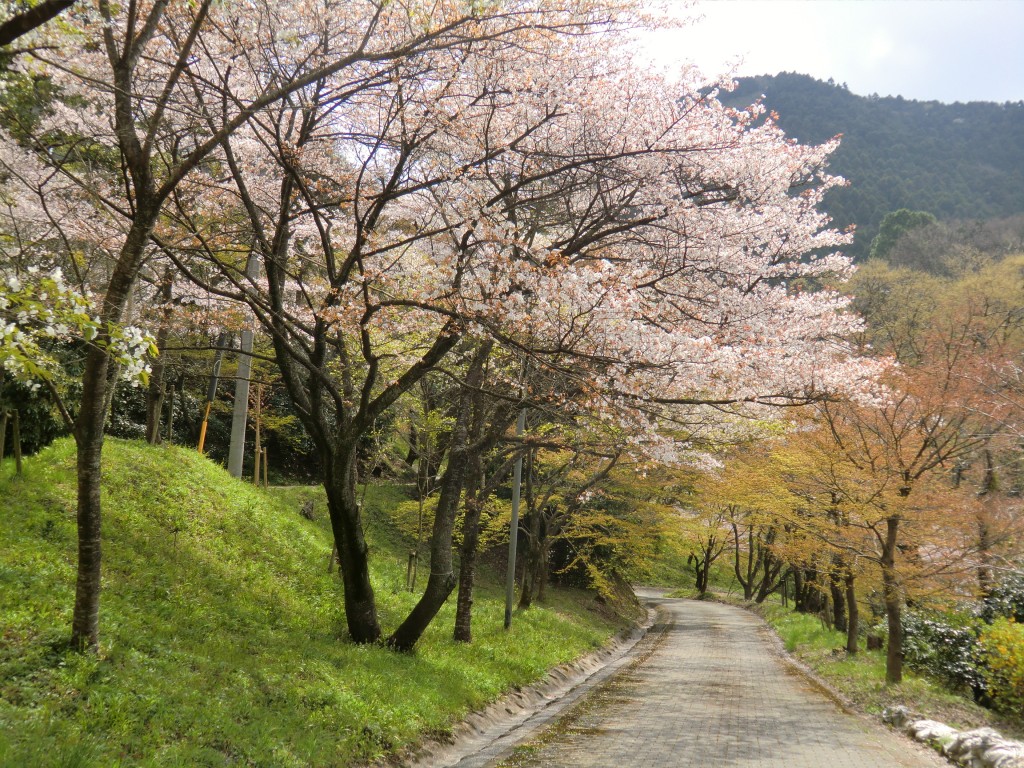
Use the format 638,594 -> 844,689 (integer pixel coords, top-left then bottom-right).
0,0 -> 75,47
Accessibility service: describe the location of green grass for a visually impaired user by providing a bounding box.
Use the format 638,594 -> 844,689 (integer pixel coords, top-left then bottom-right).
0,439 -> 624,767
665,557 -> 744,600
747,598 -> 1024,739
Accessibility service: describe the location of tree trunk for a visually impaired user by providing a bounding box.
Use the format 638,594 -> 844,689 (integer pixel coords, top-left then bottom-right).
71,346 -> 112,651
12,408 -> 21,475
387,442 -> 466,650
518,508 -> 542,610
845,570 -> 859,655
732,522 -> 755,600
745,529 -> 758,600
253,385 -> 262,485
795,567 -> 825,614
165,383 -> 175,442
453,495 -> 484,643
70,209 -> 157,652
453,432 -> 488,643
145,378 -> 166,444
977,449 -> 997,596
389,344 -> 488,651
882,515 -> 903,684
753,549 -> 785,604
830,567 -> 847,633
977,516 -> 994,597
454,435 -> 513,643
0,409 -> 7,462
145,268 -> 173,444
323,445 -> 380,644
536,537 -> 550,602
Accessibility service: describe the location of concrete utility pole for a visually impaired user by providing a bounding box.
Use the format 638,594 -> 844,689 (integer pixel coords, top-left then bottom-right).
227,254 -> 259,478
504,405 -> 527,630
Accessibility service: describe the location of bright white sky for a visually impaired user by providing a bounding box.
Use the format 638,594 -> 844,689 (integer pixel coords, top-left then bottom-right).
641,0 -> 1024,104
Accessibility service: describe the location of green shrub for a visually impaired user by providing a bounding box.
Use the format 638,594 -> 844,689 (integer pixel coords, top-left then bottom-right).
978,617 -> 1024,714
981,573 -> 1024,624
902,610 -> 985,698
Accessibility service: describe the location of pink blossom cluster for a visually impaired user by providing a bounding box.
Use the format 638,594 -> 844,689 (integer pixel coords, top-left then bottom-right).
0,0 -> 883,463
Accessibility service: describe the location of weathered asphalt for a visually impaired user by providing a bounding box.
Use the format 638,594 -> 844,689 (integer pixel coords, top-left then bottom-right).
474,593 -> 949,768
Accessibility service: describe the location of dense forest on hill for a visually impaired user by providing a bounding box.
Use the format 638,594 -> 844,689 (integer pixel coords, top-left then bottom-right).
725,73 -> 1024,258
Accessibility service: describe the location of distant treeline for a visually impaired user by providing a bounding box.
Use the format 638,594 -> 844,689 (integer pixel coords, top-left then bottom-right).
725,73 -> 1024,259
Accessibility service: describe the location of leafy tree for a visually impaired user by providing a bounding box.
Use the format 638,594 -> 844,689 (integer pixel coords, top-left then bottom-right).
979,618 -> 1024,714
1,0 -> 558,652
4,2 -> 875,653
694,443 -> 808,604
869,209 -> 938,262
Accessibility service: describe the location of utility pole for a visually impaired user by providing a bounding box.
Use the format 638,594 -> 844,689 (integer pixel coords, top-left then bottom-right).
253,384 -> 262,485
504,405 -> 527,630
227,253 -> 259,478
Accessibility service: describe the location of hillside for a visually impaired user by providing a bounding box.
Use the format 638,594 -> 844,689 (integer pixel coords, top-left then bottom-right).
0,440 -> 625,767
725,73 -> 1024,258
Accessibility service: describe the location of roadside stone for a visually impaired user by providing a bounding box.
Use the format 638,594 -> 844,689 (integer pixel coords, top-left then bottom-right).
909,720 -> 959,744
982,739 -> 1024,768
881,707 -> 1024,768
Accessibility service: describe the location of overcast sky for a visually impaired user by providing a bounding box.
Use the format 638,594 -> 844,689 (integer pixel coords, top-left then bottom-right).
642,0 -> 1024,104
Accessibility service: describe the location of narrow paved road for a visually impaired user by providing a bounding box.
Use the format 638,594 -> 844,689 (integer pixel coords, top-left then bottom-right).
488,594 -> 948,768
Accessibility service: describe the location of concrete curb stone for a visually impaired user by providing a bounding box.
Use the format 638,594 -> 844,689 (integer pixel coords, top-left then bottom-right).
382,598 -> 659,768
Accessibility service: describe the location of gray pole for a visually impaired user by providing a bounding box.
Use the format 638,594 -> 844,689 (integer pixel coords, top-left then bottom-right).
227,253 -> 259,478
504,405 -> 527,629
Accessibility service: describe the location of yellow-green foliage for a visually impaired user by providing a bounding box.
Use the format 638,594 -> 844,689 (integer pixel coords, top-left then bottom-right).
390,497 -> 437,542
385,495 -> 511,554
980,618 -> 1024,714
0,439 -> 622,767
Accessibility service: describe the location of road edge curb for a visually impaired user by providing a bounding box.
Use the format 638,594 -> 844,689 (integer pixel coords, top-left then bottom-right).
391,597 -> 659,768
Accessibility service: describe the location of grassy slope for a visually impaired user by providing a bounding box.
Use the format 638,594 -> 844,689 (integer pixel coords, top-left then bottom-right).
0,439 -> 623,768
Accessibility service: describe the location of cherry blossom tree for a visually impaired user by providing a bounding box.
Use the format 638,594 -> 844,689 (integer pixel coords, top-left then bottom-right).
0,267 -> 155,414
2,0 -> 627,651
4,0 -> 878,652
156,3 -> 882,648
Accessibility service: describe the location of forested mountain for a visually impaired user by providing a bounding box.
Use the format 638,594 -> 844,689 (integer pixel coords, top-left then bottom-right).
726,73 -> 1024,258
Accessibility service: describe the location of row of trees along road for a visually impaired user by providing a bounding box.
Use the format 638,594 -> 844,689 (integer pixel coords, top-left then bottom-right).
0,1 -> 877,652
690,255 -> 1024,684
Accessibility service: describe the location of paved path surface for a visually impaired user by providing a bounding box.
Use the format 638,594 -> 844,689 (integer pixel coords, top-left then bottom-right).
481,593 -> 948,768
